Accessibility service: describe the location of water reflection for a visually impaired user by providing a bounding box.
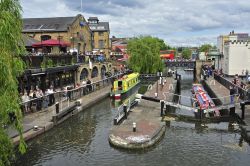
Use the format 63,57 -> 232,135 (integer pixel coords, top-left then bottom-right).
14,70 -> 250,166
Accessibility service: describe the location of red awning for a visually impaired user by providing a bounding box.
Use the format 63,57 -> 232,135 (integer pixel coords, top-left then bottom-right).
32,39 -> 70,47
160,54 -> 171,58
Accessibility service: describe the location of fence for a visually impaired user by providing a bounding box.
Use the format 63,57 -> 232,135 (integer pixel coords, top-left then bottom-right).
162,91 -> 239,113
113,97 -> 138,125
20,71 -> 127,114
213,73 -> 249,100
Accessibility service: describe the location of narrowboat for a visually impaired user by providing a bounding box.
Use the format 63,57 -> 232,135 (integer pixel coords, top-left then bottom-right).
110,73 -> 140,100
192,84 -> 220,116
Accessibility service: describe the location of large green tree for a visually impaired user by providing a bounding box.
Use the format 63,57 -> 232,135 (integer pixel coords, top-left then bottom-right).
181,48 -> 192,59
127,36 -> 164,74
0,0 -> 26,165
155,38 -> 171,50
199,44 -> 212,53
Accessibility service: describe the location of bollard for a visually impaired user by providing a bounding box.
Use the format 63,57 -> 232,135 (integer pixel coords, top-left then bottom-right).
240,102 -> 245,119
133,122 -> 136,132
55,102 -> 59,114
123,105 -> 127,119
114,119 -> 117,125
160,100 -> 164,117
229,107 -> 235,116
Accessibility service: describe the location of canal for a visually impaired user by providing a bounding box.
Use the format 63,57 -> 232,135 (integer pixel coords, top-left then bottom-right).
15,70 -> 250,166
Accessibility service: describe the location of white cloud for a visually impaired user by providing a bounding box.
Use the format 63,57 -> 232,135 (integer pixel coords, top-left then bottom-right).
20,0 -> 250,46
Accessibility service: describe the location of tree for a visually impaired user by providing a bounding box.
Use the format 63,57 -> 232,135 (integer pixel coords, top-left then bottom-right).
0,0 -> 26,165
199,44 -> 212,53
127,36 -> 164,74
182,48 -> 192,59
155,38 -> 171,50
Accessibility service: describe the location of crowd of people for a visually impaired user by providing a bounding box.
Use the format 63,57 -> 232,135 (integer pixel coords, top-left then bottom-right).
20,85 -> 56,113
20,78 -> 100,114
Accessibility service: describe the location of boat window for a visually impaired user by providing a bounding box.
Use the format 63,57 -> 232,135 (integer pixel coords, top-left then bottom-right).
118,81 -> 122,90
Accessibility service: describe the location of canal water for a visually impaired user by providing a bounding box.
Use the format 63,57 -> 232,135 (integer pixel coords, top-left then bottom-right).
15,70 -> 250,166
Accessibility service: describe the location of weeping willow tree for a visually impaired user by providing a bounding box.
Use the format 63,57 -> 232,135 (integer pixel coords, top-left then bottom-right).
127,36 -> 164,74
0,0 -> 26,165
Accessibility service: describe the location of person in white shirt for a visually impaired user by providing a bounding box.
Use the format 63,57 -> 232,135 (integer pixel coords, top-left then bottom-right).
21,92 -> 30,113
48,86 -> 55,106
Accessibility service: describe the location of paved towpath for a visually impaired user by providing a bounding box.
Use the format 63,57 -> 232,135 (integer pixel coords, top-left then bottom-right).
9,86 -> 111,145
109,77 -> 176,149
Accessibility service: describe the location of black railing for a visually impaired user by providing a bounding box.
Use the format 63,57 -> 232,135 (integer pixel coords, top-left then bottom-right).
21,55 -> 77,69
214,73 -> 249,100
21,54 -> 114,69
20,71 -> 127,114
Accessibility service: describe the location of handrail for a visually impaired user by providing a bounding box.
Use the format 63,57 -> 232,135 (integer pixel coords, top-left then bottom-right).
19,71 -> 128,114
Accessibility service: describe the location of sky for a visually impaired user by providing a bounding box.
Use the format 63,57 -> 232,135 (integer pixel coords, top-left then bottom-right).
20,0 -> 250,47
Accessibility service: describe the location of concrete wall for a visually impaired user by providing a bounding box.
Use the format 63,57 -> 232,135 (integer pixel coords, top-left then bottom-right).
223,41 -> 250,75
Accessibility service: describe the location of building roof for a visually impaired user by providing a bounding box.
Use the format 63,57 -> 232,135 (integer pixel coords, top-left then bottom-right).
88,17 -> 99,21
89,22 -> 109,32
22,16 -> 80,32
22,34 -> 39,47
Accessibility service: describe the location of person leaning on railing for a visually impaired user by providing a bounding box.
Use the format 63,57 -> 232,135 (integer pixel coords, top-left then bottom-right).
21,92 -> 30,113
35,88 -> 44,111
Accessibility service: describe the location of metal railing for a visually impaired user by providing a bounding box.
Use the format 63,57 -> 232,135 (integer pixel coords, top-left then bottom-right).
19,71 -> 127,114
213,73 -> 249,100
113,96 -> 138,125
162,91 -> 240,112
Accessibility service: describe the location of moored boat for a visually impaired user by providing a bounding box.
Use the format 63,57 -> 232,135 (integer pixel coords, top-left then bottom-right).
110,73 -> 140,100
192,84 -> 220,116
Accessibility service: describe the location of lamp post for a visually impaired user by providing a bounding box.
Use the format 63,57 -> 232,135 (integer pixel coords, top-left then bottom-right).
70,36 -> 75,51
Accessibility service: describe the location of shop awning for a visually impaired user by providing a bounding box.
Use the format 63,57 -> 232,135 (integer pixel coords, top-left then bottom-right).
32,39 -> 70,47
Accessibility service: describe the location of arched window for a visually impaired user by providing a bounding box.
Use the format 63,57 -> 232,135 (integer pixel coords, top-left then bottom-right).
80,68 -> 89,80
91,66 -> 98,78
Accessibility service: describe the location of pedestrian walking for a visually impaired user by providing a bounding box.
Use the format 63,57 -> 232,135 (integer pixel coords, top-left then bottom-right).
229,86 -> 235,104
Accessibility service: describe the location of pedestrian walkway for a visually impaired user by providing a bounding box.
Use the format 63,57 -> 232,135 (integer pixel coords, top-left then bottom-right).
109,77 -> 176,149
205,77 -> 231,104
9,86 -> 111,145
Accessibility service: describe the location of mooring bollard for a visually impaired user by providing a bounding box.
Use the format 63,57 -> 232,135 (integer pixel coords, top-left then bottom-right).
123,105 -> 127,119
133,122 -> 136,132
229,107 -> 235,116
240,102 -> 245,119
160,100 -> 164,117
55,102 -> 59,114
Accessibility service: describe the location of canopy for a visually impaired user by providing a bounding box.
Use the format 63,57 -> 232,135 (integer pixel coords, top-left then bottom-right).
32,39 -> 70,47
160,54 -> 173,59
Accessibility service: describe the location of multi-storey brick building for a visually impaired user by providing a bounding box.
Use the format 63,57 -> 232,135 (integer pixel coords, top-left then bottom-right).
22,14 -> 92,54
88,17 -> 110,58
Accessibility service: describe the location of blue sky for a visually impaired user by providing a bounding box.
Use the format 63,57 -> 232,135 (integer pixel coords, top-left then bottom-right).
20,0 -> 250,46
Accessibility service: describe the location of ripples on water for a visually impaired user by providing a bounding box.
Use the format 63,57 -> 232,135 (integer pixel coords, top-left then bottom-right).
14,70 -> 250,166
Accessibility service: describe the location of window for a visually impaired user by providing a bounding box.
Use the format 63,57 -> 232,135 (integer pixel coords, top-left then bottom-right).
98,40 -> 104,48
41,35 -> 51,41
99,32 -> 104,36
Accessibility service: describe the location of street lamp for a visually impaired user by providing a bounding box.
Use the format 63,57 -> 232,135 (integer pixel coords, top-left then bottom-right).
70,36 -> 75,51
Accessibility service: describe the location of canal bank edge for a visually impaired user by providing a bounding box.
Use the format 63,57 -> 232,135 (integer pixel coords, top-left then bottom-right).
12,86 -> 112,146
